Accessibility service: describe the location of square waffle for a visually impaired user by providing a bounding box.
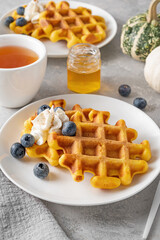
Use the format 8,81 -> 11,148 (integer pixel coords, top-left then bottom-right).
48,103 -> 151,189
22,99 -> 151,189
9,1 -> 107,48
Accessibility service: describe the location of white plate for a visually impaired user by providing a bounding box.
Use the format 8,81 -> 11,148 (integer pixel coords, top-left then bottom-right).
0,1 -> 117,58
0,94 -> 160,206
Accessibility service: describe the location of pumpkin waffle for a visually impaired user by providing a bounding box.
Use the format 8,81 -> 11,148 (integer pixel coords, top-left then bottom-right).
8,1 -> 107,48
22,99 -> 151,189
48,103 -> 151,189
21,99 -> 67,166
22,99 -> 110,166
9,5 -> 42,35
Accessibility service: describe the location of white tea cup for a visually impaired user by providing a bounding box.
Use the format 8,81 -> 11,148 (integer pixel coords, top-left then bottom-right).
0,34 -> 47,108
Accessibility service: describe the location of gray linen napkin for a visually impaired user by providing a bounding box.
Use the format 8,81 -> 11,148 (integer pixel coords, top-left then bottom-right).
0,170 -> 69,240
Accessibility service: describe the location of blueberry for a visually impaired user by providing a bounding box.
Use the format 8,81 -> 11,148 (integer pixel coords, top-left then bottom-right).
54,107 -> 65,112
16,17 -> 27,27
133,97 -> 147,110
37,105 -> 51,115
10,142 -> 25,159
62,121 -> 76,136
20,134 -> 35,148
33,163 -> 49,179
17,6 -> 25,15
4,16 -> 14,27
118,84 -> 131,97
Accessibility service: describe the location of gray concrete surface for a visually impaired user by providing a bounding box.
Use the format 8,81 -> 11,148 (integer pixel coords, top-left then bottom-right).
0,0 -> 160,239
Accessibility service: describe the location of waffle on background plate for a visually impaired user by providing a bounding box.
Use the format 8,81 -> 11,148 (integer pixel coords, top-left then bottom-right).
22,99 -> 151,189
9,1 -> 107,48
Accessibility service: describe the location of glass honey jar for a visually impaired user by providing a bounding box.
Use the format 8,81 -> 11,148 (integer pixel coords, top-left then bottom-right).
67,43 -> 101,93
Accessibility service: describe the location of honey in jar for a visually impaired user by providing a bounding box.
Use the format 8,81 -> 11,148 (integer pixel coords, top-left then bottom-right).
67,43 -> 101,93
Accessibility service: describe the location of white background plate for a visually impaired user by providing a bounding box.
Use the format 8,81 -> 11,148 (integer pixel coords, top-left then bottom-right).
0,94 -> 160,206
0,1 -> 117,58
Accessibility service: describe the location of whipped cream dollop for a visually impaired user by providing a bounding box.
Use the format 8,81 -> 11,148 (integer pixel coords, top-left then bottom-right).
24,0 -> 44,24
30,107 -> 69,145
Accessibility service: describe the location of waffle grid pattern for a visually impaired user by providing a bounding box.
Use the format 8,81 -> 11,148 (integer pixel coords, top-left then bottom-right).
9,1 -> 107,48
22,99 -> 151,189
48,104 -> 151,189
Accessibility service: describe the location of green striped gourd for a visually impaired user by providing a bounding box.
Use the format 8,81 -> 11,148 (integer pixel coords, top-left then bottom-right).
121,0 -> 160,61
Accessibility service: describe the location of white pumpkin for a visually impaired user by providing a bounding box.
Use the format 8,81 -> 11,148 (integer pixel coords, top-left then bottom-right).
144,46 -> 160,92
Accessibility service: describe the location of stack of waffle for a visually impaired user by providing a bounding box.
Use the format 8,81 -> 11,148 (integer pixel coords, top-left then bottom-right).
9,1 -> 107,48
22,99 -> 151,189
